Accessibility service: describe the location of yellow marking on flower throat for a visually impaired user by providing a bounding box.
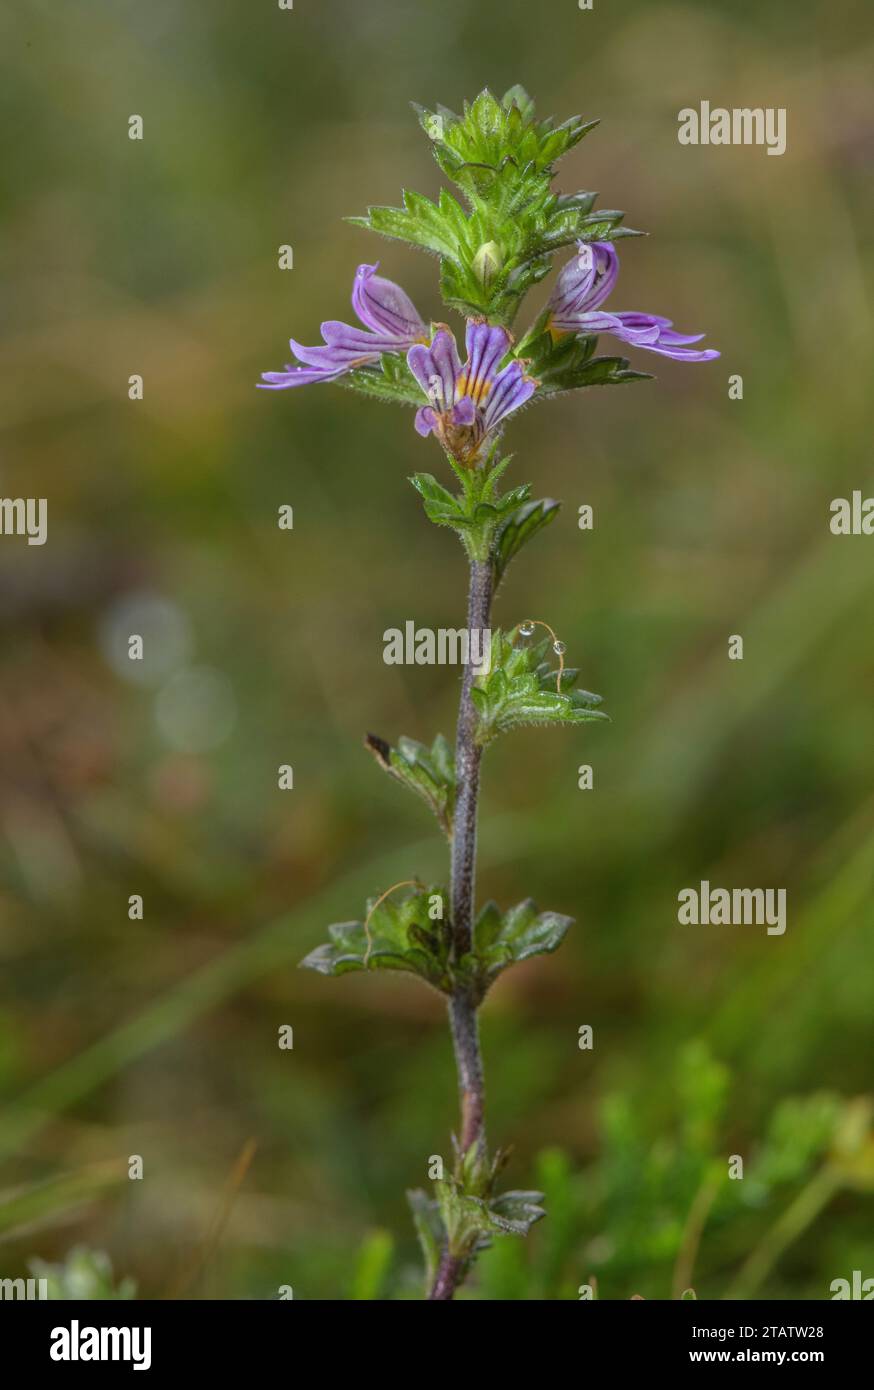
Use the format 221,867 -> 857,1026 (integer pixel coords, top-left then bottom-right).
457,373 -> 492,405
363,879 -> 421,967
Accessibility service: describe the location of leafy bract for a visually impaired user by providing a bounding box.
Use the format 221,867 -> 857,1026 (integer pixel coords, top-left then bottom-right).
471,897 -> 574,987
350,87 -> 642,325
300,884 -> 454,992
472,629 -> 609,743
303,886 -> 574,1001
341,351 -> 426,406
494,497 -> 561,587
518,324 -> 653,393
365,732 -> 456,838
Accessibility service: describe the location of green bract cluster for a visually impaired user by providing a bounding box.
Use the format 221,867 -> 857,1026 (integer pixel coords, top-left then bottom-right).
409,449 -> 566,573
473,629 -> 608,743
351,86 -> 640,325
364,732 -> 456,840
302,885 -> 573,1007
301,884 -> 454,990
517,321 -> 650,394
341,85 -> 649,413
410,1161 -> 546,1289
410,1137 -> 545,1290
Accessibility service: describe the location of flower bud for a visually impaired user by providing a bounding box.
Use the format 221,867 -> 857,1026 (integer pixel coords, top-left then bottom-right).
472,241 -> 503,288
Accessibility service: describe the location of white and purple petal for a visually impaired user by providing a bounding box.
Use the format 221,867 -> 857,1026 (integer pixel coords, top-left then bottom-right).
414,405 -> 439,437
548,242 -> 719,364
257,364 -> 347,390
287,335 -> 375,371
569,310 -> 626,337
451,396 -> 477,426
614,313 -> 705,347
268,321 -> 410,383
319,321 -> 422,358
461,322 -> 511,403
352,263 -> 427,341
259,262 -> 426,392
548,254 -> 598,325
407,328 -> 462,410
481,359 -> 537,432
548,240 -> 619,328
629,340 -> 720,362
599,312 -> 719,360
586,242 -> 620,310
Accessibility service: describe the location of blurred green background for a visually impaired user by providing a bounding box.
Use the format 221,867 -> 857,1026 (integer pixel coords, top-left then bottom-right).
1,0 -> 873,1299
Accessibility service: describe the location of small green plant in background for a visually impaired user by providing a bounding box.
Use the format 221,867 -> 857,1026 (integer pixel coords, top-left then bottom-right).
259,87 -> 718,1300
28,1246 -> 136,1300
17,1046 -> 872,1300
348,1044 -> 874,1300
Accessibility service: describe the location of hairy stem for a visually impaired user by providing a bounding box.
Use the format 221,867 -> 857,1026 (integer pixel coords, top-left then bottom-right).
449,991 -> 485,1154
428,1250 -> 466,1302
450,557 -> 493,960
429,555 -> 493,1302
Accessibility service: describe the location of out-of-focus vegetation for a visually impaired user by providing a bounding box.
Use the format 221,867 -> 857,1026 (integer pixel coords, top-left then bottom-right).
1,0 -> 872,1298
29,1246 -> 136,1301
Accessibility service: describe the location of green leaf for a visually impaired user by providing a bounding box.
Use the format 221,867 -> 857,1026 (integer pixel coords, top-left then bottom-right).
434,1176 -> 546,1259
408,472 -> 467,528
340,357 -> 423,407
487,1189 -> 547,1236
472,898 -> 574,988
434,1180 -> 498,1257
300,884 -> 455,993
533,204 -> 637,259
348,188 -> 471,263
409,466 -> 532,560
472,628 -> 609,742
364,731 -> 456,838
494,497 -> 561,587
521,326 -> 652,396
540,355 -> 653,394
501,84 -> 535,123
471,900 -> 503,952
553,190 -> 599,216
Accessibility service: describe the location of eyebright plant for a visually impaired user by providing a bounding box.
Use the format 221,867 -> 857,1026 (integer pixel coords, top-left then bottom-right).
259,87 -> 718,1301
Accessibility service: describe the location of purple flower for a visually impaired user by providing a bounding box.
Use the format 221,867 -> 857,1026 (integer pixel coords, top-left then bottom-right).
407,321 -> 537,465
547,242 -> 719,362
258,263 -> 428,390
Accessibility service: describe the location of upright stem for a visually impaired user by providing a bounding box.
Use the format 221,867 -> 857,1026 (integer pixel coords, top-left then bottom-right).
449,555 -> 492,1158
427,1251 -> 465,1302
429,555 -> 492,1302
451,557 -> 493,961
